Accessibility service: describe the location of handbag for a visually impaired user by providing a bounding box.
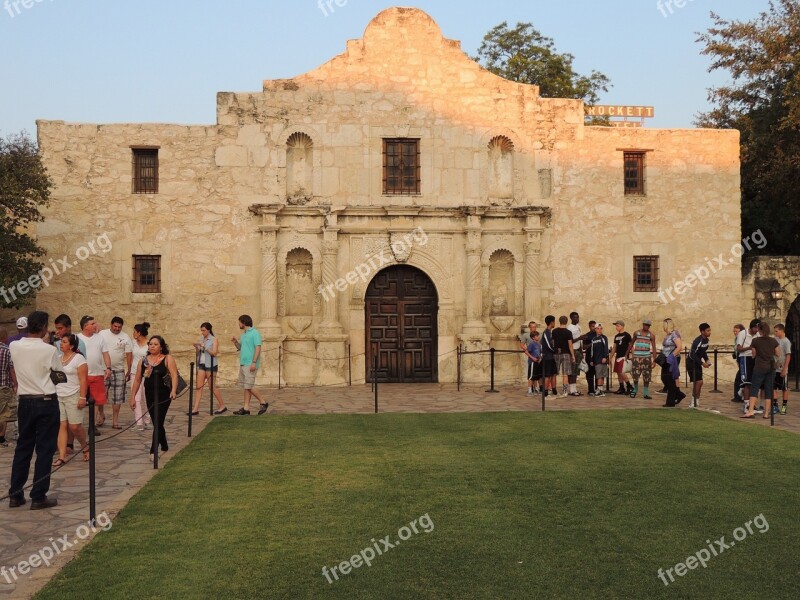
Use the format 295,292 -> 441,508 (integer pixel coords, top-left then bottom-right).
163,371 -> 188,398
578,359 -> 589,373
623,359 -> 632,374
654,353 -> 668,367
50,369 -> 68,385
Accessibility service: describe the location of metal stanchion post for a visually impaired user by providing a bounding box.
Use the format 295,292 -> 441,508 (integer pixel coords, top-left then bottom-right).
541,379 -> 546,412
278,345 -> 282,390
457,346 -> 461,392
348,342 -> 352,386
373,356 -> 378,413
710,349 -> 721,393
209,360 -> 214,416
153,382 -> 160,470
684,349 -> 688,388
770,396 -> 775,427
188,362 -> 194,437
88,397 -> 96,524
486,348 -> 499,393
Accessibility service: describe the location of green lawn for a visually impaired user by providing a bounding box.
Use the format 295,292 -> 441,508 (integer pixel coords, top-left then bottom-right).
35,411 -> 799,599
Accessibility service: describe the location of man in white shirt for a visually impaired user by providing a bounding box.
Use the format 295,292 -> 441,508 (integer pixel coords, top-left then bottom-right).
8,311 -> 63,509
77,316 -> 111,428
99,317 -> 133,429
567,312 -> 583,396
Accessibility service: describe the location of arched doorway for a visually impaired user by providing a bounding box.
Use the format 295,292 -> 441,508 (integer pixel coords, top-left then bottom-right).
366,265 -> 438,383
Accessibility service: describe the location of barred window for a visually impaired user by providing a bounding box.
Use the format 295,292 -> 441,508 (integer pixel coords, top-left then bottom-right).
634,256 -> 659,292
624,151 -> 645,196
132,255 -> 161,293
383,139 -> 420,195
133,148 -> 158,193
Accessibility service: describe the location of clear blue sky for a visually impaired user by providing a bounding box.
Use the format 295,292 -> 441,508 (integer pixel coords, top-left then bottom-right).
0,0 -> 764,136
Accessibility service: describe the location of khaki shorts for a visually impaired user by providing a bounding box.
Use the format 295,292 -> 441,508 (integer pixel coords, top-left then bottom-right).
58,392 -> 86,425
0,387 -> 17,422
238,366 -> 257,390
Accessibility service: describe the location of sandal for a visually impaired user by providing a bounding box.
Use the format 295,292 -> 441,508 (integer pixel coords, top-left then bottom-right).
82,447 -> 91,462
52,458 -> 67,468
112,425 -> 123,429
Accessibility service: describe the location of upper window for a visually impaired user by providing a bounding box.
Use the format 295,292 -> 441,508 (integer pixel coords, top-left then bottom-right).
624,151 -> 645,196
133,148 -> 158,194
633,255 -> 659,292
132,255 -> 161,293
383,139 -> 420,195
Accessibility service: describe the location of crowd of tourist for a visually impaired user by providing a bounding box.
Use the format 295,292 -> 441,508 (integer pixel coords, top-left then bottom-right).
1,311 -> 267,510
520,313 -> 792,414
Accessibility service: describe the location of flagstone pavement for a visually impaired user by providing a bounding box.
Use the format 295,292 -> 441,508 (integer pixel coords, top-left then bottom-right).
0,381 -> 797,599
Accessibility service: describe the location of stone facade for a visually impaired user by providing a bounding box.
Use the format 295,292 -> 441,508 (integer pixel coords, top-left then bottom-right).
34,7 -> 746,386
744,256 -> 800,341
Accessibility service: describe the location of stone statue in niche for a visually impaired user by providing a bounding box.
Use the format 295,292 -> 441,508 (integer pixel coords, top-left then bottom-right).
491,284 -> 509,315
286,248 -> 313,316
488,250 -> 515,316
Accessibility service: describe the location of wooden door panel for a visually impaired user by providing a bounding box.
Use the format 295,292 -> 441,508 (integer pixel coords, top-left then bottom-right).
366,266 -> 437,383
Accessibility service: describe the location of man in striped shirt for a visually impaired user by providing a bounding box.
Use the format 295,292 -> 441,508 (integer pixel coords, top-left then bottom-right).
0,328 -> 18,448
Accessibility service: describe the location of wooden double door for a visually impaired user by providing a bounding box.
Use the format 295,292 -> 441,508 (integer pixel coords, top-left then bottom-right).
366,266 -> 438,383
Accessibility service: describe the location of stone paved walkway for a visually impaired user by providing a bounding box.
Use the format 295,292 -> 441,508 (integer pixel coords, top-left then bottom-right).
0,380 -> 796,598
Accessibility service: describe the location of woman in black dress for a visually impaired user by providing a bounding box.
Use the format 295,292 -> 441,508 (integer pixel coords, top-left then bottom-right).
131,335 -> 179,455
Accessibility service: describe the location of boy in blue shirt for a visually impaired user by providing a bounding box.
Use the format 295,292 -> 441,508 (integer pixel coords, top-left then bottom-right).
523,331 -> 542,395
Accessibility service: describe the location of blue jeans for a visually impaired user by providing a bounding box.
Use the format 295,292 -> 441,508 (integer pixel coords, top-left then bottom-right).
9,396 -> 60,501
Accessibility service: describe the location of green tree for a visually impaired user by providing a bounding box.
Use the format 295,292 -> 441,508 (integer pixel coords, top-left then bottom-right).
696,0 -> 800,255
474,21 -> 611,105
0,132 -> 53,309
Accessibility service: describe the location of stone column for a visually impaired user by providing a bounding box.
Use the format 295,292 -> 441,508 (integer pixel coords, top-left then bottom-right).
462,214 -> 487,335
258,226 -> 282,337
315,223 -> 347,385
524,229 -> 543,320
318,232 -> 344,334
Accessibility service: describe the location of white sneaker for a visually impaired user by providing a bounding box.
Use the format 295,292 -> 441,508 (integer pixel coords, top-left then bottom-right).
527,389 -> 534,395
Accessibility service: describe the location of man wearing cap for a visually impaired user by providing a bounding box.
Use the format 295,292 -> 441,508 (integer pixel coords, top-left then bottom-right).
6,317 -> 28,346
8,311 -> 63,509
609,320 -> 633,395
627,319 -> 656,399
